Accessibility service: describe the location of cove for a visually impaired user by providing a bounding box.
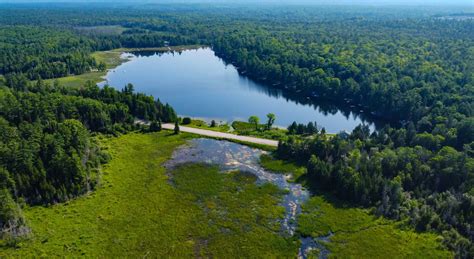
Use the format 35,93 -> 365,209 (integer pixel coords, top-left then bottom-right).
100,47 -> 374,132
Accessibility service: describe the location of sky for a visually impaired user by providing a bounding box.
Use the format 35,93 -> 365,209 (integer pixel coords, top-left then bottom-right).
0,0 -> 472,6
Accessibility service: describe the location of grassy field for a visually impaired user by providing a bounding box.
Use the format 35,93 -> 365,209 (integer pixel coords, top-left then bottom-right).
92,50 -> 128,69
0,75 -> 4,86
0,132 -> 452,257
259,154 -> 306,181
298,196 -> 452,258
258,153 -> 452,258
0,132 -> 296,257
183,119 -> 231,133
232,121 -> 288,140
170,163 -> 297,257
41,71 -> 108,89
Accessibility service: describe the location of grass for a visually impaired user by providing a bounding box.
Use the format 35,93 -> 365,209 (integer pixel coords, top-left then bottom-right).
259,154 -> 306,180
0,132 -> 296,257
218,138 -> 277,152
170,163 -> 298,257
232,121 -> 288,140
297,196 -> 453,258
0,132 -> 192,257
41,71 -> 107,89
0,132 -> 452,257
91,50 -> 128,69
0,75 -> 4,86
176,119 -> 280,150
259,153 -> 451,257
183,119 -> 231,133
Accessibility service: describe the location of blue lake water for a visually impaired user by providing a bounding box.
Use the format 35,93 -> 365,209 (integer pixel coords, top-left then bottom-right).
100,47 -> 373,132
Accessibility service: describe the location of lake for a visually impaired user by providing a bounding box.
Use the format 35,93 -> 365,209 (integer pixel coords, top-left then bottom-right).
100,47 -> 374,132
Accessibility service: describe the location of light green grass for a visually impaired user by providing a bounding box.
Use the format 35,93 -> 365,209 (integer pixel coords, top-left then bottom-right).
176,119 -> 280,150
41,71 -> 107,89
232,120 -> 264,132
91,50 -> 128,69
0,132 -> 193,257
0,132 -> 452,257
232,121 -> 288,140
184,119 -> 286,142
170,163 -> 298,257
298,196 -> 452,258
0,132 -> 296,257
184,119 -> 231,133
259,154 -> 306,180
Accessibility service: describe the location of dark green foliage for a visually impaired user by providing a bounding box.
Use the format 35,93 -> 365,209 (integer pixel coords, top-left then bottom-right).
0,188 -> 27,239
248,116 -> 260,131
0,80 -> 175,236
0,167 -> 26,238
181,117 -> 191,125
210,120 -> 216,127
266,113 -> 275,130
277,124 -> 474,257
0,26 -> 100,80
287,121 -> 319,135
80,83 -> 177,124
149,120 -> 162,132
174,121 -> 180,135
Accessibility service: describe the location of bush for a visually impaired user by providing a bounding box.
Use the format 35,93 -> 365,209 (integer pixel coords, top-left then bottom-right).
149,120 -> 162,132
182,117 -> 192,125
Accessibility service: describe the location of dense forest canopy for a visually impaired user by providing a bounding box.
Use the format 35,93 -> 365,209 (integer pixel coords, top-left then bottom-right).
0,2 -> 472,257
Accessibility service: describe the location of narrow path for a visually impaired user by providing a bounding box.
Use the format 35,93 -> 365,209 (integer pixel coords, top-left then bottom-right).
162,123 -> 279,147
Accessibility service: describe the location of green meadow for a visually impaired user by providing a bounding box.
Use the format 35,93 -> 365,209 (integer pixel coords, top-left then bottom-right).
0,133 -> 452,257
0,133 -> 296,257
260,153 -> 452,258
298,196 -> 452,258
184,119 -> 231,133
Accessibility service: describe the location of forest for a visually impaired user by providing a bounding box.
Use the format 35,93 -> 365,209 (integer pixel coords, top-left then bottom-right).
0,77 -> 176,239
0,2 -> 472,257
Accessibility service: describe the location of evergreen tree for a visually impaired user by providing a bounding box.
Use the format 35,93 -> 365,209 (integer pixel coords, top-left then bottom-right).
174,121 -> 180,134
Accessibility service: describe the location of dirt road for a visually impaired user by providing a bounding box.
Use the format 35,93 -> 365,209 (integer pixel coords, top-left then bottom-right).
162,123 -> 279,147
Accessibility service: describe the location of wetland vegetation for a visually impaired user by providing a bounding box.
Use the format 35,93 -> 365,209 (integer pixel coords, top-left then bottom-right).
0,2 -> 472,258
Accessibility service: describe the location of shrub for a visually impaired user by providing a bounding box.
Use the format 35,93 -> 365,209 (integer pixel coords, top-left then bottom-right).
182,117 -> 192,125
